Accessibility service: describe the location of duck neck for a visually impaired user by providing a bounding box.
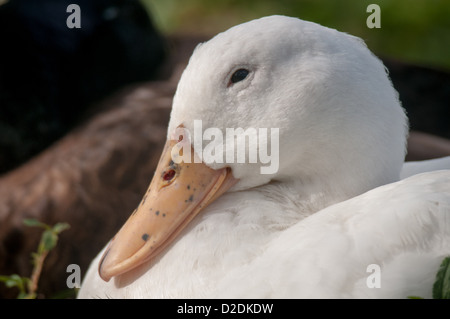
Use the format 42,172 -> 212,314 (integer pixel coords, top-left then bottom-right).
272,179 -> 346,215
219,177 -> 348,230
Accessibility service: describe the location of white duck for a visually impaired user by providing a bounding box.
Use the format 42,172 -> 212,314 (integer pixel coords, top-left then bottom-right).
78,15 -> 450,298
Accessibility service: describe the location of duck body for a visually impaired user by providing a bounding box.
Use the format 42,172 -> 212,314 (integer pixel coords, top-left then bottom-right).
78,16 -> 450,298
80,169 -> 450,298
214,170 -> 450,298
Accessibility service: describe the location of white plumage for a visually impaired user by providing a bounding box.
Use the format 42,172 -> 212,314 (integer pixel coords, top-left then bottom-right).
78,16 -> 450,299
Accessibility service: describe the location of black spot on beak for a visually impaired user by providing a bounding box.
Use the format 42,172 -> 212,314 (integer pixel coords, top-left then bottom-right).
142,233 -> 150,241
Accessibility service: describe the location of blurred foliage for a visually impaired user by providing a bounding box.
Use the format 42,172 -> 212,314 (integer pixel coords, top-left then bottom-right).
432,256 -> 450,299
141,0 -> 450,70
408,256 -> 450,299
0,219 -> 70,299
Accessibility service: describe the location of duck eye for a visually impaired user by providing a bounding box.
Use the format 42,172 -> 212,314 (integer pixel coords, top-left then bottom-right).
230,69 -> 249,85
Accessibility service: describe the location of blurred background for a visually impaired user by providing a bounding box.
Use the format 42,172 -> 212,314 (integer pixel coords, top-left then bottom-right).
0,0 -> 449,299
145,0 -> 450,146
1,0 -> 449,174
145,0 -> 450,70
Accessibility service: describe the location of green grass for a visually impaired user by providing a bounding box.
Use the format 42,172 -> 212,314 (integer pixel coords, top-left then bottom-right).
141,0 -> 450,71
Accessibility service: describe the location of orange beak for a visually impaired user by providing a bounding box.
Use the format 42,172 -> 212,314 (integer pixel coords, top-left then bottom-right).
98,135 -> 238,281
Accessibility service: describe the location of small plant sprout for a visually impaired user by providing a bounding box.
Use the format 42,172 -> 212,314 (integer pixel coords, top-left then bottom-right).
0,219 -> 70,299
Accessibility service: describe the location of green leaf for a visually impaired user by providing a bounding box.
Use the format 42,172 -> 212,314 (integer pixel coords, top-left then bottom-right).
52,222 -> 70,234
407,295 -> 424,299
5,279 -> 19,288
5,274 -> 22,287
0,274 -> 28,292
23,218 -> 48,229
0,275 -> 12,283
17,292 -> 28,299
1,278 -> 17,288
30,252 -> 38,266
432,256 -> 450,299
41,230 -> 58,252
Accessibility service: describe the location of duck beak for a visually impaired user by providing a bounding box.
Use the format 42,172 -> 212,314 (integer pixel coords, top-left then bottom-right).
98,137 -> 238,282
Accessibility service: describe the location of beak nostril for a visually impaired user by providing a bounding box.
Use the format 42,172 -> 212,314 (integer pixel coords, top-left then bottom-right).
163,169 -> 176,182
98,138 -> 238,281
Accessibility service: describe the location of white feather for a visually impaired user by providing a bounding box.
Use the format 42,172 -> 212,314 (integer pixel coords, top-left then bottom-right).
78,16 -> 450,299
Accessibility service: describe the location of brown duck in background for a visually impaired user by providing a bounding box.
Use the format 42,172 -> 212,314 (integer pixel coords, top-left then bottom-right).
0,12 -> 449,298
0,34 -> 203,298
0,79 -> 173,298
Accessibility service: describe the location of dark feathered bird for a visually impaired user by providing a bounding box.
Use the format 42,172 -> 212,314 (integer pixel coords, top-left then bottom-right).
0,0 -> 166,174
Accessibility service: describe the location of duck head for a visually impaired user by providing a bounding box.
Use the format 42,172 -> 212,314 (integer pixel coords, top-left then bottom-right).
98,15 -> 407,281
